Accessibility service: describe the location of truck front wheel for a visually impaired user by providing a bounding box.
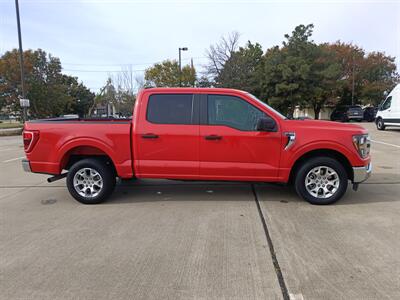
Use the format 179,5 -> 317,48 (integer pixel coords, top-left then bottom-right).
294,157 -> 348,205
67,158 -> 116,204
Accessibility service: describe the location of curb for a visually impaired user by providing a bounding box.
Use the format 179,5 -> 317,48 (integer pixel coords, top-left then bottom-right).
0,128 -> 23,136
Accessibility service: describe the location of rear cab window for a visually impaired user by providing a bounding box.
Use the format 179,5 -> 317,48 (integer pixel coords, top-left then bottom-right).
147,94 -> 194,124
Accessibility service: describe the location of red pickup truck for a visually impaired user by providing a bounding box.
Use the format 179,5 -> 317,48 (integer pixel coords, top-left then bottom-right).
22,88 -> 371,205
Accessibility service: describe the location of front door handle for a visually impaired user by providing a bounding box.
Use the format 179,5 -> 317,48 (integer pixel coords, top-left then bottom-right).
205,135 -> 222,140
142,133 -> 159,139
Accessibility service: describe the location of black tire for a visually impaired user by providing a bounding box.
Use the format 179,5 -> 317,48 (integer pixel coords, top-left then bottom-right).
294,157 -> 348,205
376,118 -> 385,131
67,158 -> 116,204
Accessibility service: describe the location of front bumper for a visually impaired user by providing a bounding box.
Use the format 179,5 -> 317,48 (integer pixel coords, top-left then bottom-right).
22,159 -> 31,172
353,163 -> 372,183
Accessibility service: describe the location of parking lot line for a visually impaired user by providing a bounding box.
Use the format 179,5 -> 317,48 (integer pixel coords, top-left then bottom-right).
371,139 -> 400,149
2,156 -> 25,163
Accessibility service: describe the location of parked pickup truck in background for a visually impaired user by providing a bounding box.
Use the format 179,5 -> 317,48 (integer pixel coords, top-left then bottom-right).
22,88 -> 372,205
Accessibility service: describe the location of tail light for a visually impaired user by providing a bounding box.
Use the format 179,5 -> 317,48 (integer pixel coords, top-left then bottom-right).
23,130 -> 40,152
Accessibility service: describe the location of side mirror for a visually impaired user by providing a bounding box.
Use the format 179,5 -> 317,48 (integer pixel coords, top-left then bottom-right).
256,117 -> 277,132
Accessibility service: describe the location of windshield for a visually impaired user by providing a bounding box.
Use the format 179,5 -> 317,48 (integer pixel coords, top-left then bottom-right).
246,93 -> 287,119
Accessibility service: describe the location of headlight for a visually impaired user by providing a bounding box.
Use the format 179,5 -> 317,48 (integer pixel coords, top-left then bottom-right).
352,134 -> 371,158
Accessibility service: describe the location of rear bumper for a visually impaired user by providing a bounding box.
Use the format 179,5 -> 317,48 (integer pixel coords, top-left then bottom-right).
22,159 -> 31,172
353,163 -> 372,183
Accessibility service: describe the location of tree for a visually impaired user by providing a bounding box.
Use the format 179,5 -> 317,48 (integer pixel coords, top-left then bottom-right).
144,60 -> 196,87
205,31 -> 240,81
0,49 -> 93,118
359,51 -> 399,105
262,25 -> 354,119
305,45 -> 342,119
215,41 -> 263,97
61,75 -> 95,117
261,24 -> 316,117
92,72 -> 137,118
327,42 -> 399,106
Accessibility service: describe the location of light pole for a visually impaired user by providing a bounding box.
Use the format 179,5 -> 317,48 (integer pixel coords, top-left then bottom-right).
351,51 -> 355,106
178,47 -> 188,87
15,0 -> 27,122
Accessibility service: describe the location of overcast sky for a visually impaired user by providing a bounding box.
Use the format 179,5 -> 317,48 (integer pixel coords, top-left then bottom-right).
1,0 -> 399,92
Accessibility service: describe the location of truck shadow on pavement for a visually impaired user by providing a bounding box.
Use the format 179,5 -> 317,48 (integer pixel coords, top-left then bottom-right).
107,181 -> 254,205
103,176 -> 399,206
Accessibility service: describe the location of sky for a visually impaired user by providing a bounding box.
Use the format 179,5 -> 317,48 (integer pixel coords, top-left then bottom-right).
1,0 -> 399,93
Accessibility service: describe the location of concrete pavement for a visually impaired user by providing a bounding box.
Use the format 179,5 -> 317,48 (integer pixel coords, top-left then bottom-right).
0,122 -> 399,299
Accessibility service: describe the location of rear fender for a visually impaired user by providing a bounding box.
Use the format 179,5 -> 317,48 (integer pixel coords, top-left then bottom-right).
57,138 -> 122,175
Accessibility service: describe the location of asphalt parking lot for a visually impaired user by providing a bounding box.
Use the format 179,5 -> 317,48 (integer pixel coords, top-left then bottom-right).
0,122 -> 399,300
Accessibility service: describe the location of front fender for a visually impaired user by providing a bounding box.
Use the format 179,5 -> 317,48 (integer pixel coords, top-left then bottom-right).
278,140 -> 364,182
286,140 -> 357,169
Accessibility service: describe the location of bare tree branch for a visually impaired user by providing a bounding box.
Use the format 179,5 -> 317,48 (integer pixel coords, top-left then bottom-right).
205,31 -> 240,79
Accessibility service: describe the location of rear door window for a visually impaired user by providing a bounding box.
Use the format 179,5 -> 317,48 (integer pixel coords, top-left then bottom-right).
147,94 -> 194,124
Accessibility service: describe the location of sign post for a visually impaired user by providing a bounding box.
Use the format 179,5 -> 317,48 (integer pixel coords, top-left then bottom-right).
19,98 -> 29,121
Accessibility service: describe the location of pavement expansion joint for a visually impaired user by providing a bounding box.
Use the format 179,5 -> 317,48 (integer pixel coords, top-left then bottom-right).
251,183 -> 291,300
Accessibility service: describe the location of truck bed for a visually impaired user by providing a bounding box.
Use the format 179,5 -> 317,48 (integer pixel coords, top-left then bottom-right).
24,118 -> 133,178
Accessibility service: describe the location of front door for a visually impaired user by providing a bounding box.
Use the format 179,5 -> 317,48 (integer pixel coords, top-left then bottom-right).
199,93 -> 282,181
379,96 -> 393,122
134,93 -> 199,179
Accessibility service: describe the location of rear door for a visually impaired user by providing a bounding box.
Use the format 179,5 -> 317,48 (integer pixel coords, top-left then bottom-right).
134,92 -> 200,178
199,93 -> 281,181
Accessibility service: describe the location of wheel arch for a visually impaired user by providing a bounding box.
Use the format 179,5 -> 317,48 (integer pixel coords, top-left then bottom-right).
288,148 -> 353,184
58,140 -> 118,176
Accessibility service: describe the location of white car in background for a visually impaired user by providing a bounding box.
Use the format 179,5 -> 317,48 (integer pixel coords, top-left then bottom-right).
376,84 -> 400,130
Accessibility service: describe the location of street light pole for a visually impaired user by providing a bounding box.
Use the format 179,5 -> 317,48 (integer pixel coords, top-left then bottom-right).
351,51 -> 355,106
178,47 -> 188,87
15,0 -> 27,122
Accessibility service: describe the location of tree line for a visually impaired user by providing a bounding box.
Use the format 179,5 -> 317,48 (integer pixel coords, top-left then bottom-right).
145,24 -> 399,118
0,49 -> 94,118
1,24 -> 398,119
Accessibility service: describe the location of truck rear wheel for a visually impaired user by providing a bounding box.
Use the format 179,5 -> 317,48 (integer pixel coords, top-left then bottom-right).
67,158 -> 116,204
294,157 -> 348,205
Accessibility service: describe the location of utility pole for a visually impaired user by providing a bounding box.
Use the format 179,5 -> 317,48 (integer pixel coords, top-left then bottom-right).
351,51 -> 355,106
15,0 -> 27,122
191,58 -> 195,87
178,47 -> 188,87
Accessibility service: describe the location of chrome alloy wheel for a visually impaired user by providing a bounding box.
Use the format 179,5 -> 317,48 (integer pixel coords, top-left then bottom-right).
73,168 -> 103,198
305,166 -> 340,199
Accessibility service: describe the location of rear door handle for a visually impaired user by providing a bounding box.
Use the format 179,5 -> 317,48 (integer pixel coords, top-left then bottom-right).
142,133 -> 159,139
205,135 -> 222,140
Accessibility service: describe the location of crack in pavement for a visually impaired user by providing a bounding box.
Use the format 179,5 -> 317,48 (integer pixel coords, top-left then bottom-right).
251,183 -> 290,300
